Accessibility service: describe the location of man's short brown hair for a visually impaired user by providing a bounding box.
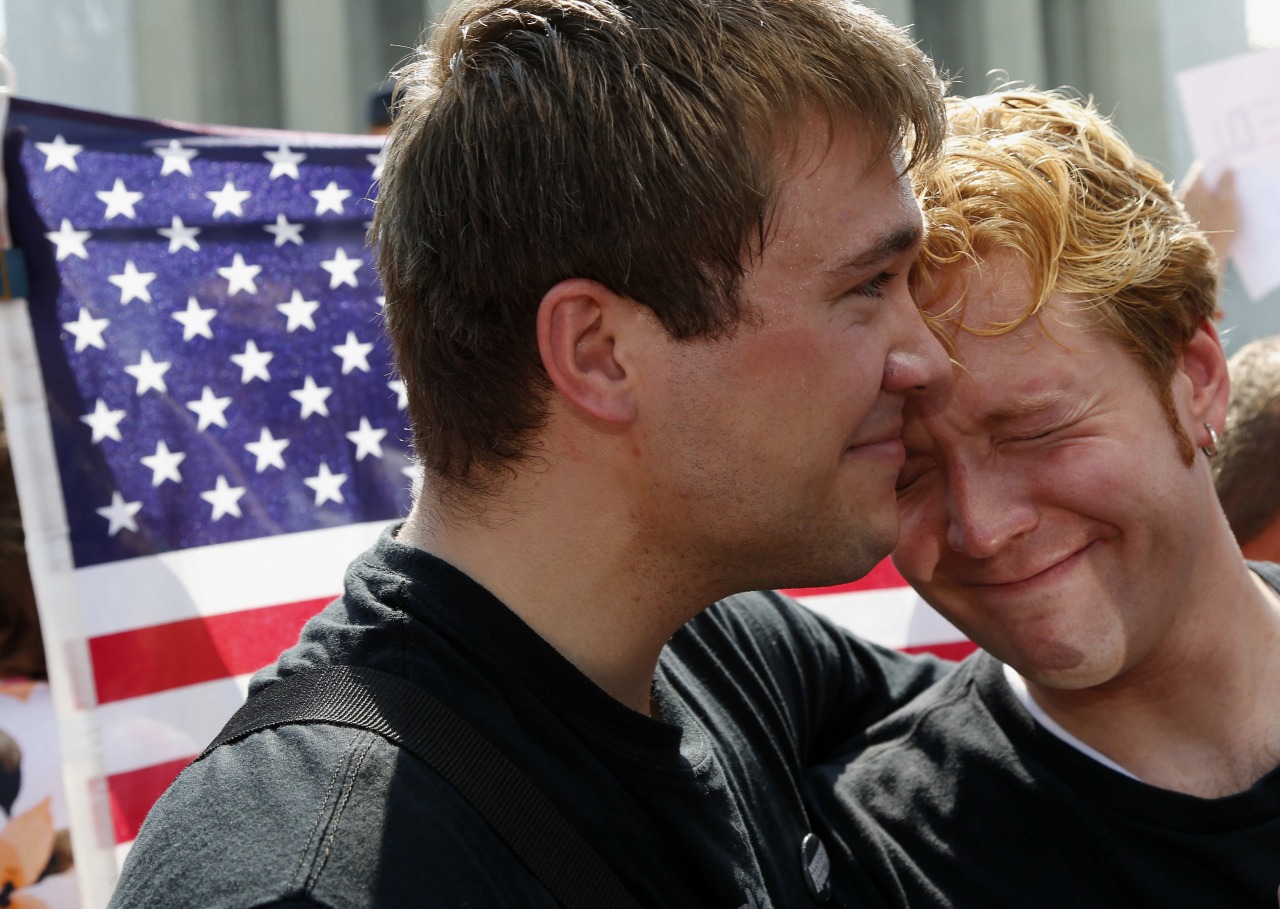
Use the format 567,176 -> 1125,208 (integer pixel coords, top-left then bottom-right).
373,0 -> 945,508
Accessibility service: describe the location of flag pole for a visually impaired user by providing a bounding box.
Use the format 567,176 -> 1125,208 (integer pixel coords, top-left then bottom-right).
0,61 -> 120,909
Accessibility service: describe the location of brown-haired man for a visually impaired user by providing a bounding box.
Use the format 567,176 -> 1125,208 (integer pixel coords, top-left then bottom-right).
110,1 -> 952,907
807,90 -> 1280,907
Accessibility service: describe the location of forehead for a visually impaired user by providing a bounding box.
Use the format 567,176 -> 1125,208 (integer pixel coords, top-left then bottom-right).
766,116 -> 920,251
929,257 -> 1127,421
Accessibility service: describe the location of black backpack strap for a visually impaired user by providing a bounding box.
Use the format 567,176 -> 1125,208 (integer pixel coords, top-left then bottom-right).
198,666 -> 643,909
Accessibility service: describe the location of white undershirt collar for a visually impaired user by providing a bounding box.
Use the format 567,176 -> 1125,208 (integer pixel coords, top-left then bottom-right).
1001,662 -> 1142,781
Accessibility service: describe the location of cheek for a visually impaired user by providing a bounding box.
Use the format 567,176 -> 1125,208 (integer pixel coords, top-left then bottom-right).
746,324 -> 822,373
736,329 -> 842,416
1029,442 -> 1145,516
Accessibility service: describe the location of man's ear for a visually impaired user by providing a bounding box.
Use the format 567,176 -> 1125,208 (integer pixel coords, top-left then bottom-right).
536,278 -> 639,425
1176,316 -> 1230,435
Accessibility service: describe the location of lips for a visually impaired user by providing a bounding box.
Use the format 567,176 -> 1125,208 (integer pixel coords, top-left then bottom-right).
847,421 -> 904,450
960,542 -> 1093,588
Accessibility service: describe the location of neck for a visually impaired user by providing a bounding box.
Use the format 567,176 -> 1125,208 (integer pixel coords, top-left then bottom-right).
1026,561 -> 1280,798
398,471 -> 722,716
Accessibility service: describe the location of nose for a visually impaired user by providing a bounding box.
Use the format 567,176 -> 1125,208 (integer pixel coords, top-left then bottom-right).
944,464 -> 1037,559
883,294 -> 952,396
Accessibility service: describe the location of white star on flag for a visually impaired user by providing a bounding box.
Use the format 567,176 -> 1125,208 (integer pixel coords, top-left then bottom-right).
139,440 -> 186,486
218,253 -> 262,295
289,376 -> 333,419
277,290 -> 319,332
123,350 -> 172,395
205,179 -> 252,218
264,213 -> 304,247
331,331 -> 373,374
304,462 -> 347,505
154,139 -> 198,176
388,379 -> 407,410
108,260 -> 157,304
186,386 -> 232,431
81,398 -> 126,443
96,178 -> 144,220
264,144 -> 306,180
346,417 -> 388,461
158,216 -> 201,253
245,427 -> 290,473
35,134 -> 83,172
45,219 -> 91,260
368,148 -> 386,181
62,307 -> 110,352
310,181 -> 353,216
96,491 -> 143,536
172,296 -> 217,341
320,247 -> 363,289
230,339 -> 273,383
200,475 -> 246,521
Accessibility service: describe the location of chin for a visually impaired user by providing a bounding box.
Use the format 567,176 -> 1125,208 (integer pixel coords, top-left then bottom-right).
784,542 -> 891,590
846,526 -> 898,580
782,510 -> 896,584
1006,645 -> 1125,691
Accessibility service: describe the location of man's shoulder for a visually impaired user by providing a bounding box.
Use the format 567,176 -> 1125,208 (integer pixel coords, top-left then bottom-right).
664,590 -> 837,704
680,588 -> 802,640
110,722 -> 553,909
675,588 -> 876,659
813,652 -> 1001,790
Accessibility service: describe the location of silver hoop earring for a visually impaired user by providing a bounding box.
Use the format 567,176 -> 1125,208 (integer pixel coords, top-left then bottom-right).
1201,422 -> 1219,459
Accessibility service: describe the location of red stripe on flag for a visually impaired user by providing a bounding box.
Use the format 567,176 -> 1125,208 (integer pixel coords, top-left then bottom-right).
903,640 -> 978,661
109,756 -> 192,845
781,557 -> 907,597
89,597 -> 332,705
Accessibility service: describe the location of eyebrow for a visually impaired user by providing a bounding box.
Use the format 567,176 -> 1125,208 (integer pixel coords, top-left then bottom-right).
829,224 -> 923,275
979,391 -> 1071,429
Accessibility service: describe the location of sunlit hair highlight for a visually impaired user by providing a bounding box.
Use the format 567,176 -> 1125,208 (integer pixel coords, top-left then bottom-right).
912,89 -> 1219,464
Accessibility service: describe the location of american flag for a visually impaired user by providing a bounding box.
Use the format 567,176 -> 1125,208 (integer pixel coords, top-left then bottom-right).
0,98 -> 970,907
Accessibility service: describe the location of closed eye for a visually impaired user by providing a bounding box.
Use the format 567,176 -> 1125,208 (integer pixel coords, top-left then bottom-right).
851,272 -> 895,298
1010,429 -> 1056,443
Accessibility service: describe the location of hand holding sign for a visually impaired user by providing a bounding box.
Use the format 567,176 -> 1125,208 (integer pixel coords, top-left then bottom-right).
1177,48 -> 1280,300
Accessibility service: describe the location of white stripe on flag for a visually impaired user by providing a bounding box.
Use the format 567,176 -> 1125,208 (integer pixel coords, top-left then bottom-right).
794,587 -> 965,651
77,521 -> 386,637
98,675 -> 252,778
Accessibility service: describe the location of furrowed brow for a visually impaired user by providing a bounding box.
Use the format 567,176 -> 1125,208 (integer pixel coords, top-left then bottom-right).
981,391 -> 1070,429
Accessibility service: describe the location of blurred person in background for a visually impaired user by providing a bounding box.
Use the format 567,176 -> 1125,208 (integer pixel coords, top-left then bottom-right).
1215,334 -> 1280,561
0,402 -> 77,904
0,407 -> 44,681
365,78 -> 397,135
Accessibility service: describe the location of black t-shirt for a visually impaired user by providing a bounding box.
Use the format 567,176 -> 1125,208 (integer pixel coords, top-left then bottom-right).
806,562 -> 1280,909
109,525 -> 950,909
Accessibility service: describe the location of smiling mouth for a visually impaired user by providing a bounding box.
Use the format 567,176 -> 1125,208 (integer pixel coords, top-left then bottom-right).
845,421 -> 905,455
966,542 -> 1094,589
844,436 -> 906,463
